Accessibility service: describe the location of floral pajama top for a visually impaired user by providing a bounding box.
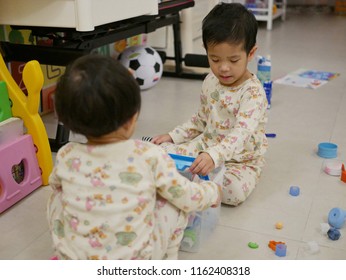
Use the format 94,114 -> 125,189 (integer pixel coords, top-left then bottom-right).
169,73 -> 269,169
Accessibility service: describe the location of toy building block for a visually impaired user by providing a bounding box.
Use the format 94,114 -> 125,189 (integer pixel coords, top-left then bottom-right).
275,243 -> 287,257
0,117 -> 24,145
0,134 -> 42,213
268,240 -> 286,251
0,81 -> 12,122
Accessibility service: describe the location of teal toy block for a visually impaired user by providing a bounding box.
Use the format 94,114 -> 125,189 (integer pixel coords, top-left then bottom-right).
0,81 -> 12,122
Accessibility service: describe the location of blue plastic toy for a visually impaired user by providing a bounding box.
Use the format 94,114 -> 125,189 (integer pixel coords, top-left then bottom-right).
328,207 -> 346,229
265,133 -> 276,138
275,243 -> 287,257
327,228 -> 341,241
169,153 -> 209,180
317,142 -> 338,158
263,81 -> 272,109
289,186 -> 300,196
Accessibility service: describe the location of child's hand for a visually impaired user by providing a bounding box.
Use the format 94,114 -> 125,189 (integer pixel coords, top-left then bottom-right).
151,134 -> 173,145
189,152 -> 215,177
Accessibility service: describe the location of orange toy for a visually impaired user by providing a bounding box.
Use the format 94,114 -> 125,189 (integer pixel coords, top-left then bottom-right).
341,164 -> 346,183
268,240 -> 286,251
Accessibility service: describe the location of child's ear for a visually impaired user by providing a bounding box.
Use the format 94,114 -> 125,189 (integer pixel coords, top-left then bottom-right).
248,45 -> 258,61
123,112 -> 138,130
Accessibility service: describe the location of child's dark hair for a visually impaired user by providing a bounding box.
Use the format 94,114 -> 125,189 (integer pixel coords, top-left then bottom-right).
55,54 -> 141,138
202,3 -> 258,55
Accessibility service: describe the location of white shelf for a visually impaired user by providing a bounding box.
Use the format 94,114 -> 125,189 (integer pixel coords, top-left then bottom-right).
246,0 -> 286,30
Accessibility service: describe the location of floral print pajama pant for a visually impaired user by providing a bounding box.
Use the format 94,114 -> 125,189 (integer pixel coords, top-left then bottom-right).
151,196 -> 188,259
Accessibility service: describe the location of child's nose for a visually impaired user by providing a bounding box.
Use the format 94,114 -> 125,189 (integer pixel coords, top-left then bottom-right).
219,62 -> 231,72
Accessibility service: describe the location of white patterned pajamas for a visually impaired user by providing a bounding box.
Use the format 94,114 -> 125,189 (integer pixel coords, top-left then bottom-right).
47,140 -> 219,260
162,73 -> 269,206
151,195 -> 188,259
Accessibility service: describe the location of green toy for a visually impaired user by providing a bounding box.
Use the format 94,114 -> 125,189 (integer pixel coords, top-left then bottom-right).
0,81 -> 12,122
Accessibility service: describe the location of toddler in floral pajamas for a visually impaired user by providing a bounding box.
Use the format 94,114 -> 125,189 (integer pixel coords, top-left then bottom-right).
47,54 -> 220,260
152,3 -> 268,206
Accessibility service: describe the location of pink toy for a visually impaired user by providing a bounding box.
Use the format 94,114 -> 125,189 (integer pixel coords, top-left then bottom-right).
0,134 -> 42,213
0,117 -> 24,145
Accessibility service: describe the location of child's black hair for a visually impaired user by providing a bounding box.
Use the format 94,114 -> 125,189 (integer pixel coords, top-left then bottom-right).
55,54 -> 141,138
202,3 -> 258,55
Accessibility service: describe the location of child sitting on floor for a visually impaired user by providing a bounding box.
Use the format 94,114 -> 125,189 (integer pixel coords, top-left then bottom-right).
151,3 -> 268,206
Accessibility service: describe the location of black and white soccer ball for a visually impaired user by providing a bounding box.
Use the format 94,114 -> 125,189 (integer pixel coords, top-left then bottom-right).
118,45 -> 163,90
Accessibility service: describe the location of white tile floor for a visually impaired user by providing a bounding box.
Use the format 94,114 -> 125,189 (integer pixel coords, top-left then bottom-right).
1,7 -> 346,260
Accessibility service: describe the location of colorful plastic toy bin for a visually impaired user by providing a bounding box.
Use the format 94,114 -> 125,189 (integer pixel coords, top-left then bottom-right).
168,153 -> 220,253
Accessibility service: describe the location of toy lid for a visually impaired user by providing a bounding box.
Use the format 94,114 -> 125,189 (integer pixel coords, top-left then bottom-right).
168,153 -> 209,180
323,159 -> 343,176
317,142 -> 338,158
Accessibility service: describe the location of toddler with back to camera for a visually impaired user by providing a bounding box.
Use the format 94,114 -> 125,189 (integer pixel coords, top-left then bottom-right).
47,54 -> 221,260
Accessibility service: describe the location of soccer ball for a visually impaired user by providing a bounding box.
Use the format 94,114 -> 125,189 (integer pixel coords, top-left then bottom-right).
118,45 -> 163,90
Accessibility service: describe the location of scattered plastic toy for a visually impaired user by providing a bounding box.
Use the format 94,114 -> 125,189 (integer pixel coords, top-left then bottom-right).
328,207 -> 346,229
265,133 -> 276,138
275,243 -> 287,257
248,242 -> 259,249
341,164 -> 346,183
268,240 -> 285,251
323,160 -> 343,176
320,223 -> 330,235
327,228 -> 341,241
289,186 -> 300,196
305,241 -> 320,254
317,142 -> 338,158
275,222 -> 283,229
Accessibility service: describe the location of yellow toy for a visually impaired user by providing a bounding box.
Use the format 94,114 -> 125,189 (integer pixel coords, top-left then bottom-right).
0,54 -> 53,185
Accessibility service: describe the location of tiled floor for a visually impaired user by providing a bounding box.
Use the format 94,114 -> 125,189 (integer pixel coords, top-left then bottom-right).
1,7 -> 346,260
